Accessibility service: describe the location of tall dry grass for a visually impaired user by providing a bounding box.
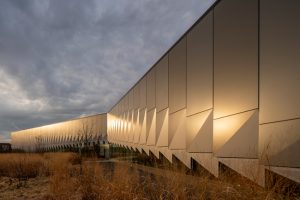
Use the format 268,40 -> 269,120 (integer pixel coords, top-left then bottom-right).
0,153 -> 46,180
0,153 -> 298,199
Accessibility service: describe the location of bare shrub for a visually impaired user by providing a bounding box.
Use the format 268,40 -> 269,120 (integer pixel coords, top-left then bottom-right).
1,152 -> 297,199
45,153 -> 79,200
0,153 -> 46,180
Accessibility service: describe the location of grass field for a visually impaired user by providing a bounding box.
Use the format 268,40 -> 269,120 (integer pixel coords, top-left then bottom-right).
0,153 -> 298,200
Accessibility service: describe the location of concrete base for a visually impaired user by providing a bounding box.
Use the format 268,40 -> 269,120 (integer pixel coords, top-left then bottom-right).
190,153 -> 219,177
158,147 -> 173,163
268,166 -> 300,184
172,150 -> 191,169
218,158 -> 265,186
141,145 -> 150,155
149,146 -> 160,159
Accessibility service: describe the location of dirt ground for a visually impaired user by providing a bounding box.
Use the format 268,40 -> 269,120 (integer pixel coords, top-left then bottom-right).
0,153 -> 299,200
0,177 -> 49,200
0,162 -> 295,200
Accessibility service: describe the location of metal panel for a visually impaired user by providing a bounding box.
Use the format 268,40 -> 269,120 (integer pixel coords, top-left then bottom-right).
139,78 -> 147,109
156,108 -> 169,147
259,119 -> 300,167
133,109 -> 140,144
214,0 -> 258,118
133,84 -> 140,109
138,108 -> 147,144
213,110 -> 258,158
146,68 -> 156,110
187,12 -> 213,116
101,114 -> 107,135
119,99 -> 124,114
128,89 -> 134,110
169,109 -> 186,149
124,94 -> 129,113
169,38 -> 187,114
156,56 -> 169,112
186,110 -> 212,152
260,0 -> 300,123
146,108 -> 156,145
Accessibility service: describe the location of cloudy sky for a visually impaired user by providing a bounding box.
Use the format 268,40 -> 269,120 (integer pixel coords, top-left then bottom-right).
0,0 -> 214,142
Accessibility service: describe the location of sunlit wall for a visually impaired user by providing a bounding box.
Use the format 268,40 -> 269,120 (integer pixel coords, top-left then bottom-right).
107,0 -> 300,185
11,113 -> 107,151
10,0 -> 300,186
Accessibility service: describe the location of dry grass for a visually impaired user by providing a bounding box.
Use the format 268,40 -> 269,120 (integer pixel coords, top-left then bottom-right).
0,153 -> 46,180
0,153 -> 298,200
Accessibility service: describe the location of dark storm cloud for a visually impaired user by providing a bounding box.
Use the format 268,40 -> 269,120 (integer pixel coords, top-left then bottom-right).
0,0 -> 214,142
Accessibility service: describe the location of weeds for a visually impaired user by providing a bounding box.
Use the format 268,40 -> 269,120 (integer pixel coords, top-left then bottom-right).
0,153 -> 298,200
0,154 -> 45,180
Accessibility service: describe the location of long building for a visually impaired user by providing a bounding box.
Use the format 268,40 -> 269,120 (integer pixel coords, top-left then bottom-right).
11,0 -> 300,186
11,113 -> 107,152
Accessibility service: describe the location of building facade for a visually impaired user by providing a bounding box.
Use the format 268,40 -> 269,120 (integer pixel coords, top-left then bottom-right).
107,0 -> 300,186
11,113 -> 107,152
11,0 -> 300,186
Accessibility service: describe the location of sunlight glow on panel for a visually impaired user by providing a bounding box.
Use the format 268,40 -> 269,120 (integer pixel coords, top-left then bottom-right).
213,110 -> 254,153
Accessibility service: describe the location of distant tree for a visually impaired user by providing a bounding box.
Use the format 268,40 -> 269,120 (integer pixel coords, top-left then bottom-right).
76,121 -> 95,156
35,135 -> 43,152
